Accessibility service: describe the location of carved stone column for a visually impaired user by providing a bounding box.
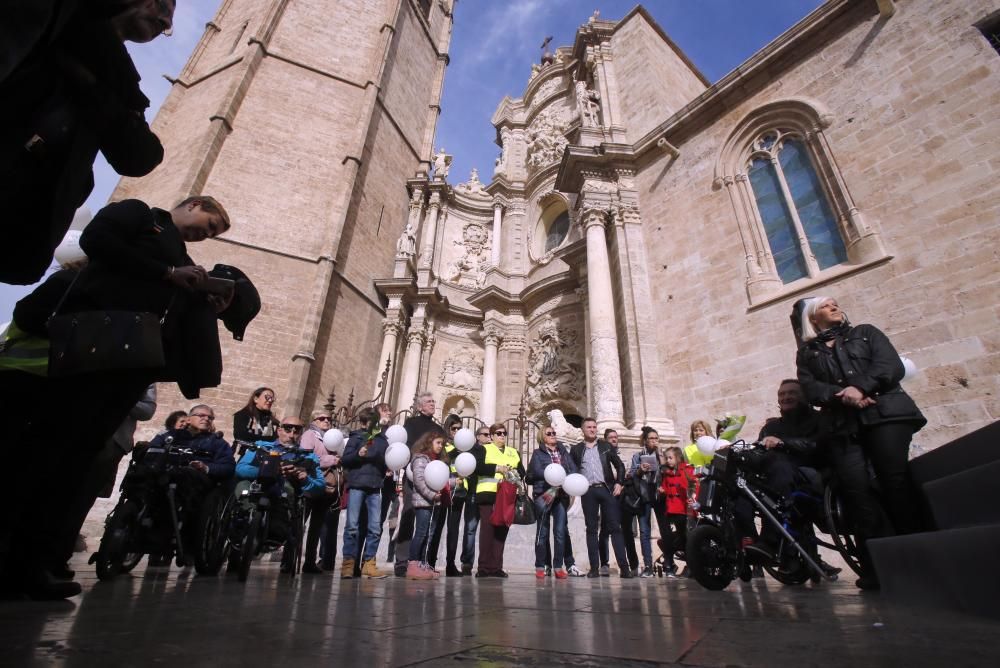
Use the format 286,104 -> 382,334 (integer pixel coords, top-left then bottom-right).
581,208 -> 625,428
491,200 -> 504,267
480,326 -> 503,424
396,326 -> 426,413
374,316 -> 403,398
419,192 -> 442,269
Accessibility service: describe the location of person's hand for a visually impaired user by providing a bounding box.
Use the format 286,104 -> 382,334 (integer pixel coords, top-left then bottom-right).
330,455 -> 341,466
190,461 -> 209,473
762,436 -> 783,450
166,265 -> 207,290
281,464 -> 295,477
359,446 -> 368,457
432,493 -> 441,503
640,462 -> 651,472
836,386 -> 874,408
206,290 -> 234,314
612,483 -> 623,497
497,465 -> 509,474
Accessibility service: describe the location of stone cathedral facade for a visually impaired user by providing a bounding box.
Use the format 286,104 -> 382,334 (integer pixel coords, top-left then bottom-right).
119,0 -> 999,452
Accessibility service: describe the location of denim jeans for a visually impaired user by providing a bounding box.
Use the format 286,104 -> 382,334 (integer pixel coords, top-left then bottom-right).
637,504 -> 653,568
409,507 -> 433,562
535,497 -> 568,569
446,493 -> 479,566
342,487 -> 383,562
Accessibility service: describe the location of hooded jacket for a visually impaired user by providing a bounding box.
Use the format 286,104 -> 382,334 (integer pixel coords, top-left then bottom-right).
341,428 -> 389,491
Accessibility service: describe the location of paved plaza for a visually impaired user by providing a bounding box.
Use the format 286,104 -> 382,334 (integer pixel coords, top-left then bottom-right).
3,557 -> 998,667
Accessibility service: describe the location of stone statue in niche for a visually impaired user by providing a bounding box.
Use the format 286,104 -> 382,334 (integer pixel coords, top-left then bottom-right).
395,221 -> 416,257
526,107 -> 569,170
523,314 -> 585,410
432,147 -> 452,180
547,409 -> 582,443
574,75 -> 601,128
455,168 -> 489,198
437,347 -> 483,391
445,222 -> 491,288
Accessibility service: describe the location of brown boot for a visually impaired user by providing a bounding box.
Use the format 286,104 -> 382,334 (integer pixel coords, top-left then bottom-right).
341,557 -> 356,579
361,558 -> 389,579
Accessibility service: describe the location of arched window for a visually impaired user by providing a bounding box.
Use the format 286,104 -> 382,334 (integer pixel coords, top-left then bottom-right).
545,211 -> 570,252
715,99 -> 888,305
747,130 -> 847,283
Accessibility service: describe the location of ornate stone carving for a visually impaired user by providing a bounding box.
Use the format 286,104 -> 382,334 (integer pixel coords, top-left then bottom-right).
530,77 -> 563,109
431,148 -> 452,180
581,177 -> 616,194
589,341 -> 624,418
523,315 -> 585,410
407,329 -> 426,346
455,168 -> 490,199
547,408 -> 583,442
526,107 -> 569,171
445,222 -> 491,289
483,325 -> 502,347
612,202 -> 641,227
395,221 -> 417,257
382,317 -> 403,336
574,76 -> 601,127
437,346 -> 483,391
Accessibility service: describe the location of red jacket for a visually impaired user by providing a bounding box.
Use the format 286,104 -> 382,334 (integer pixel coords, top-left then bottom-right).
660,463 -> 694,516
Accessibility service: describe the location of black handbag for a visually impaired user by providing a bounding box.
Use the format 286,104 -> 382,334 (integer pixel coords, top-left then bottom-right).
513,493 -> 537,525
46,271 -> 169,377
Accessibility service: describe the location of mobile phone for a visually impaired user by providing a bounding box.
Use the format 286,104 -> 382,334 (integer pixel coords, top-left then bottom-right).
203,277 -> 235,296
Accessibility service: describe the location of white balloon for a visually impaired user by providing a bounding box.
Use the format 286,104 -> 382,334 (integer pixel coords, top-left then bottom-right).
562,473 -> 589,498
385,424 -> 408,445
544,463 -> 567,487
901,356 -> 918,382
322,428 -> 345,454
715,438 -> 731,449
384,442 -> 410,470
53,230 -> 86,267
453,428 -> 476,452
424,460 -> 450,492
454,451 -> 477,477
696,435 -> 719,456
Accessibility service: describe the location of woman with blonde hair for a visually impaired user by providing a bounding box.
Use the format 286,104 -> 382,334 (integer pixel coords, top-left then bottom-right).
683,420 -> 715,468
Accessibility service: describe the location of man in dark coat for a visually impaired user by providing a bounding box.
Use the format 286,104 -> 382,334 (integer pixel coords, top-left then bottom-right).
0,0 -> 175,284
393,392 -> 438,575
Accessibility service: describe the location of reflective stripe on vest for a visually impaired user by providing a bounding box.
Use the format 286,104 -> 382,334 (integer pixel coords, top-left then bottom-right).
0,323 -> 48,376
476,442 -> 521,496
445,443 -> 467,490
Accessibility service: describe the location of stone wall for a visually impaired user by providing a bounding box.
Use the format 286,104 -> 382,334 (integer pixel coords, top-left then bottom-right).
635,0 -> 1000,450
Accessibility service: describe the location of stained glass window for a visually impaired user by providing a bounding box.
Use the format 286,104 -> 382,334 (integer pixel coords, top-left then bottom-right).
545,211 -> 570,252
748,131 -> 847,283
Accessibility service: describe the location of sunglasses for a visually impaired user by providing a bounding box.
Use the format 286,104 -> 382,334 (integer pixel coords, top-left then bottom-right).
315,416 -> 331,422
450,426 -> 460,431
477,432 -> 490,437
261,395 -> 275,402
544,431 -> 556,436
492,431 -> 506,436
280,424 -> 303,432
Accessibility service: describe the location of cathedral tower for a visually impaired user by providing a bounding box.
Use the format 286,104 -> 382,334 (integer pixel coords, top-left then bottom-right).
112,0 -> 455,421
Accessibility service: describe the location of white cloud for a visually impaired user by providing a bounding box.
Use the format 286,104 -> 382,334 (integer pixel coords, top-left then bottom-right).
463,0 -> 568,68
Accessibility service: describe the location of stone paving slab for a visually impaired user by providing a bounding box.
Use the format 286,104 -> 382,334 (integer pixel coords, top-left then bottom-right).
3,556 -> 999,667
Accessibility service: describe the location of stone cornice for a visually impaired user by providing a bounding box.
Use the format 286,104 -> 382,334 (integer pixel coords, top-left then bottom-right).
555,143 -> 636,192
373,277 -> 417,304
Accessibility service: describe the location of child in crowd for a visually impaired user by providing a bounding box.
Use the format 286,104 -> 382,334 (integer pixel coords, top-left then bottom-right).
659,446 -> 694,578
407,429 -> 450,580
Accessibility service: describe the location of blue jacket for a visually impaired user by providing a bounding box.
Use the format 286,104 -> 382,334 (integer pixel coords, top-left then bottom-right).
526,443 -> 578,497
341,429 -> 389,491
148,429 -> 235,480
235,439 -> 324,497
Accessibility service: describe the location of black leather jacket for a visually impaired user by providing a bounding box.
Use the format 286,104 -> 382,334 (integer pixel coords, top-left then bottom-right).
758,405 -> 824,468
796,323 -> 926,435
570,439 -> 626,487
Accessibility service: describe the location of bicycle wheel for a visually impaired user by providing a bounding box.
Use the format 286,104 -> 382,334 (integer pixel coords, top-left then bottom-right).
237,509 -> 261,583
96,500 -> 140,581
686,524 -> 735,591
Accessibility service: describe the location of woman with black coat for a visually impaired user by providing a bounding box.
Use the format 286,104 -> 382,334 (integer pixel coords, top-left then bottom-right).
795,296 -> 926,589
232,387 -> 280,452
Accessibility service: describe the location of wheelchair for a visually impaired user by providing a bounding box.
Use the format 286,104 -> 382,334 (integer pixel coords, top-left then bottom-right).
92,437 -> 234,581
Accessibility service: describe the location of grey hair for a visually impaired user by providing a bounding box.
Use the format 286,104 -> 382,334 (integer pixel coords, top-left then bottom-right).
800,296 -> 832,342
417,392 -> 434,405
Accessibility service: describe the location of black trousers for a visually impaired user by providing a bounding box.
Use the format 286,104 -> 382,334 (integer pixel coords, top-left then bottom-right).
581,484 -> 628,571
830,422 -> 921,572
305,494 -> 340,567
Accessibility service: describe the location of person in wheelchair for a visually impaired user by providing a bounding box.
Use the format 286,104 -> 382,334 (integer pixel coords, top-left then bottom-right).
234,416 -> 324,571
743,380 -> 840,577
128,404 -> 235,562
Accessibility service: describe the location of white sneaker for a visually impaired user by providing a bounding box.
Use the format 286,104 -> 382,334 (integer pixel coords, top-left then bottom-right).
567,565 -> 585,577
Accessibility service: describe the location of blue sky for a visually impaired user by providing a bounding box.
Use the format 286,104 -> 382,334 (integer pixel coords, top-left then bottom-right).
1,0 -> 823,320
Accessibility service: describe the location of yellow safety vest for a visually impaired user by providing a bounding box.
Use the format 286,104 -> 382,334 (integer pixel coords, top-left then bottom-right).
684,442 -> 714,468
445,443 -> 467,490
0,322 -> 49,376
477,442 -> 520,496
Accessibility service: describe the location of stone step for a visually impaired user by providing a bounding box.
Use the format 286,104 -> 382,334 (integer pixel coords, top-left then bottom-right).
909,420 -> 1000,487
868,524 -> 1000,619
922,459 -> 1000,530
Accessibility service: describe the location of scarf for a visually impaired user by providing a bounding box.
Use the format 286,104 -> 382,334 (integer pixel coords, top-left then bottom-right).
814,320 -> 851,343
